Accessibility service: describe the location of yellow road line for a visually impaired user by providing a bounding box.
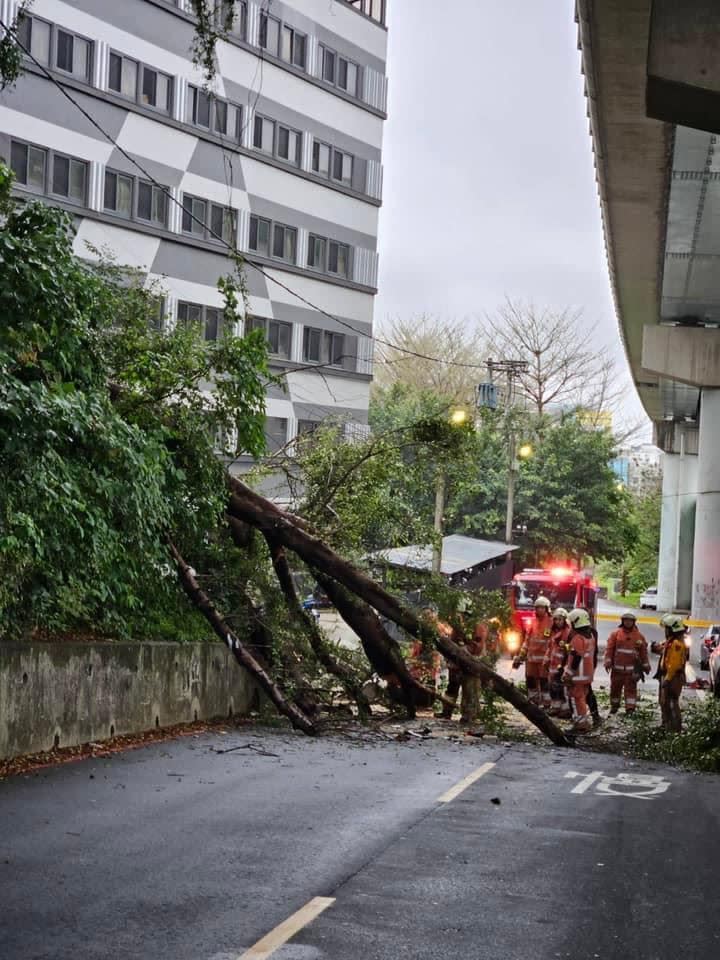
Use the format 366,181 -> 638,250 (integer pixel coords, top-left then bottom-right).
437,762 -> 496,803
239,897 -> 335,959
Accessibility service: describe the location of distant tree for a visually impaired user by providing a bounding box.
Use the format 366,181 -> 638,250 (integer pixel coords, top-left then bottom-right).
482,299 -> 624,418
625,484 -> 662,592
373,314 -> 486,407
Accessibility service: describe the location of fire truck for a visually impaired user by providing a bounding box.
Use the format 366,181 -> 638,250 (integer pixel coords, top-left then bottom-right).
503,566 -> 600,655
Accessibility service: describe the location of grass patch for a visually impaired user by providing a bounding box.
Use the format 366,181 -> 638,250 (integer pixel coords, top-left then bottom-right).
626,697 -> 720,772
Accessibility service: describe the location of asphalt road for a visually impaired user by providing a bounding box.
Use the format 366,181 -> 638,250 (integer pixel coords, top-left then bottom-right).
1,729 -> 719,960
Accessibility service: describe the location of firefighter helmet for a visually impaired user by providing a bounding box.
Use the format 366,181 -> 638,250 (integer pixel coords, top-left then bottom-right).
660,612 -> 686,633
568,608 -> 591,629
553,607 -> 569,620
621,611 -> 637,622
534,596 -> 551,609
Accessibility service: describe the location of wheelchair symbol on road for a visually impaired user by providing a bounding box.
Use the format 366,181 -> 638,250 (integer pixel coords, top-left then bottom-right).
565,770 -> 671,800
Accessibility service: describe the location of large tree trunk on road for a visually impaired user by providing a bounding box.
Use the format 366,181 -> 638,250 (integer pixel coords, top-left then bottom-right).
226,480 -> 570,746
168,539 -> 316,736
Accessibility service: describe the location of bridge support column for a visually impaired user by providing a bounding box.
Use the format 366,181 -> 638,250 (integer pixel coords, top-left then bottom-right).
692,390 -> 720,621
657,451 -> 697,612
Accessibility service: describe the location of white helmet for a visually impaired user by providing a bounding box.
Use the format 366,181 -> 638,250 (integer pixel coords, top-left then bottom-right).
534,596 -> 551,609
568,608 -> 591,629
553,607 -> 569,620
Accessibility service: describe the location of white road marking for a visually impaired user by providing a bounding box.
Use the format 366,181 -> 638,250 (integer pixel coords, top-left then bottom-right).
238,897 -> 335,959
565,770 -> 604,794
565,770 -> 671,800
437,762 -> 496,803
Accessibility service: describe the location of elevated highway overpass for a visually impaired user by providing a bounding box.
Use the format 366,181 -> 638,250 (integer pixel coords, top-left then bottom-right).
576,0 -> 720,620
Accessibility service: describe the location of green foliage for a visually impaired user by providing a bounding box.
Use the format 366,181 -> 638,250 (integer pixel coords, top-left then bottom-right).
189,0 -> 236,87
0,2 -> 31,91
0,162 -> 270,639
625,488 -> 661,591
627,698 -> 720,772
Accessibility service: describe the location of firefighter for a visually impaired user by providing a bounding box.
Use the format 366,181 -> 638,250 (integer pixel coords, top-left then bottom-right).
513,596 -> 553,708
657,613 -> 689,733
604,611 -> 651,714
544,607 -> 572,718
562,608 -> 597,733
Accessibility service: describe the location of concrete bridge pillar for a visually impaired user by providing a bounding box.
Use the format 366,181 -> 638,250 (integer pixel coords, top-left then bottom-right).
692,389 -> 720,621
657,449 -> 697,612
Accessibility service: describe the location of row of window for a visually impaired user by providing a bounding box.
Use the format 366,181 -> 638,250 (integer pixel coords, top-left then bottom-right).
249,215 -> 351,278
21,5 -> 373,107
9,139 -> 358,282
19,14 -> 369,196
179,306 -> 351,375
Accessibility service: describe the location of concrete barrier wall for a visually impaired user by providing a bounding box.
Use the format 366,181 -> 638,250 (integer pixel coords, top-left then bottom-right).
0,642 -> 259,761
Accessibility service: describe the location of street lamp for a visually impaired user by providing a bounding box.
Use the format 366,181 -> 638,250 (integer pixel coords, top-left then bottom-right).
432,408 -> 470,574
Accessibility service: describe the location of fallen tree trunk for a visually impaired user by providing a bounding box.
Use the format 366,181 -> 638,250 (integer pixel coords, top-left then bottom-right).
258,529 -> 372,721
313,569 -> 457,717
168,539 -> 316,736
226,480 -> 570,747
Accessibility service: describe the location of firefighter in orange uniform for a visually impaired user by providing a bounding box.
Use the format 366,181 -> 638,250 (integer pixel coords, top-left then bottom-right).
544,607 -> 572,718
562,608 -> 597,733
604,611 -> 650,714
514,596 -> 553,708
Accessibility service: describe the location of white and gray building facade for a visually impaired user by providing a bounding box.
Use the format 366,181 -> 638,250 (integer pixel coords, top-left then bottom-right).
0,0 -> 387,453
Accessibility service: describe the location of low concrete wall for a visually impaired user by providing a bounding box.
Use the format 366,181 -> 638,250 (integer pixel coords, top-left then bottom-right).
0,642 -> 259,761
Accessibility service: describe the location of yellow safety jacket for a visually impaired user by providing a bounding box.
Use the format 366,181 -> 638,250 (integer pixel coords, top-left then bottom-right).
660,637 -> 688,682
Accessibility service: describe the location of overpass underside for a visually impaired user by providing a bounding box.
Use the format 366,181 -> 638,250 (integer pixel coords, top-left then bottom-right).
577,0 -> 720,619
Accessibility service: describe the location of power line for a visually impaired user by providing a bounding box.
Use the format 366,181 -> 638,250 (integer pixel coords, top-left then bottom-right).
0,15 -> 491,374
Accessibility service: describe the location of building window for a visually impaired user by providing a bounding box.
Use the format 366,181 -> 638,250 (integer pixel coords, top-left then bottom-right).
312,141 -> 353,186
104,172 -> 168,226
264,416 -> 288,454
216,1 -> 247,38
178,301 -> 223,342
182,195 -> 236,244
247,317 -> 292,359
10,139 -> 87,206
109,54 -> 173,113
296,419 -> 321,438
249,215 -> 297,264
303,328 -> 345,366
349,0 -> 386,26
319,44 -> 359,97
187,86 -> 241,140
328,240 -> 350,277
51,154 -> 87,204
259,12 -> 306,69
137,180 -> 167,227
55,28 -> 91,80
272,223 -> 297,263
104,170 -> 134,218
108,52 -> 138,99
307,234 -> 351,278
10,140 -> 47,192
16,15 -> 51,66
253,115 -> 301,166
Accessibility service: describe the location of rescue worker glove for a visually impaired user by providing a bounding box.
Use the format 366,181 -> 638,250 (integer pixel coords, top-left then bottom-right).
561,670 -> 574,686
512,658 -> 521,670
603,660 -> 612,672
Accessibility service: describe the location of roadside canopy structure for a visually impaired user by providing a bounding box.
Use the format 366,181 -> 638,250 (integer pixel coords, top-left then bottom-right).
576,0 -> 720,620
370,535 -> 518,590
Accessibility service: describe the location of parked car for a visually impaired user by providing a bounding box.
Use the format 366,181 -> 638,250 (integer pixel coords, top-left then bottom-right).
700,625 -> 720,670
639,586 -> 658,610
709,643 -> 720,698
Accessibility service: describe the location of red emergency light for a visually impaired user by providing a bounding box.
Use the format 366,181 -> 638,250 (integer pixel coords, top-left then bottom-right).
549,565 -> 574,579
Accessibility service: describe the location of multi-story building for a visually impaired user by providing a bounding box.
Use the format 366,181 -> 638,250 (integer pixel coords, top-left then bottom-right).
0,0 -> 387,460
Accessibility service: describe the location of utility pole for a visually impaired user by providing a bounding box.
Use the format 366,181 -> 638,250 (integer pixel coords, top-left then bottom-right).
480,360 -> 530,544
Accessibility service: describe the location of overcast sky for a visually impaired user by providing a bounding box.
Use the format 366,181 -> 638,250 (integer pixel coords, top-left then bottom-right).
376,0 -> 650,436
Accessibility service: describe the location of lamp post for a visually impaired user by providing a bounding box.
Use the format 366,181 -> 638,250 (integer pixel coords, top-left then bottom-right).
431,408 -> 468,574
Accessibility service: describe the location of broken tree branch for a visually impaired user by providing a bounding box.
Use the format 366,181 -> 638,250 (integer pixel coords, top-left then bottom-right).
258,527 -> 372,720
167,538 -> 316,736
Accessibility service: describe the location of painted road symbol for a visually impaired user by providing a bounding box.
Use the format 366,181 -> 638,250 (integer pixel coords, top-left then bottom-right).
565,770 -> 671,800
